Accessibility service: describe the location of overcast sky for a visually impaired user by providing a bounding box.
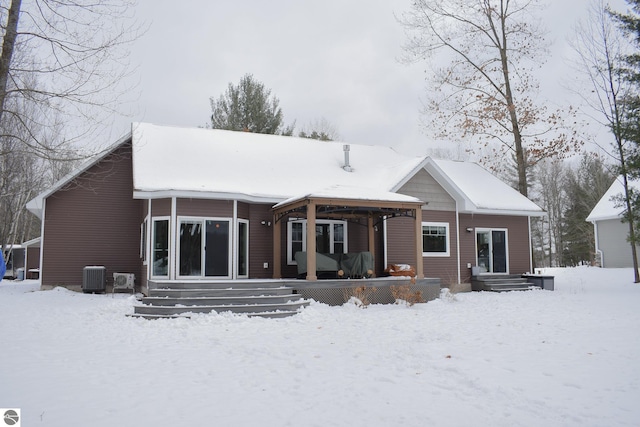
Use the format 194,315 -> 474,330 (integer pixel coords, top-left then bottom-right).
114,0 -> 631,157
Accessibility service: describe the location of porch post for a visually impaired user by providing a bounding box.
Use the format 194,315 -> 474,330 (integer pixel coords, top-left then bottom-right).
367,214 -> 376,264
273,213 -> 281,279
415,207 -> 424,279
306,201 -> 317,281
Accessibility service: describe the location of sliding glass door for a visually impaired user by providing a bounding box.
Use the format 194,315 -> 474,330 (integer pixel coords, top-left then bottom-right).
179,218 -> 231,278
476,229 -> 508,273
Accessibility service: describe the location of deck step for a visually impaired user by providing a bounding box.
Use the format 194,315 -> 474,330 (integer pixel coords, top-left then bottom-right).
134,301 -> 308,316
148,280 -> 288,290
471,274 -> 540,292
140,294 -> 304,306
148,287 -> 294,298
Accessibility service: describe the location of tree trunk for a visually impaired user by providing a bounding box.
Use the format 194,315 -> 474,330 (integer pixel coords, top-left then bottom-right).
497,10 -> 527,197
0,0 -> 21,127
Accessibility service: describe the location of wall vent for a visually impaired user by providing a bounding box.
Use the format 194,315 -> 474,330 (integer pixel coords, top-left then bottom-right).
83,266 -> 106,293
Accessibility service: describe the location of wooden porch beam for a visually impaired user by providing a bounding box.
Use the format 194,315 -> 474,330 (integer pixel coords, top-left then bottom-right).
368,214 -> 376,277
306,201 -> 317,281
415,207 -> 424,279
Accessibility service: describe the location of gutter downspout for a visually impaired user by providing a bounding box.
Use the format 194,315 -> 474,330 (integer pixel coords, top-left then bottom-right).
528,216 -> 533,273
232,200 -> 238,280
455,201 -> 461,284
38,198 -> 46,287
170,197 -> 177,280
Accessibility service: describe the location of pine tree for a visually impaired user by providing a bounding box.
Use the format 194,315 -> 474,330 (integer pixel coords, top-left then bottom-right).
210,74 -> 294,135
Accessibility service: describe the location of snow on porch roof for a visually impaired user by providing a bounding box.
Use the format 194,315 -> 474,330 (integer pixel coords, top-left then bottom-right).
273,185 -> 423,209
131,122 -> 425,202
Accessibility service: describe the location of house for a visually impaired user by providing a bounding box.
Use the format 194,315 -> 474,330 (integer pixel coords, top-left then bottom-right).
1,238 -> 39,279
586,176 -> 640,268
26,123 -> 544,307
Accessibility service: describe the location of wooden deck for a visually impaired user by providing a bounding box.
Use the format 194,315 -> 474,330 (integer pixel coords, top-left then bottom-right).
132,276 -> 442,319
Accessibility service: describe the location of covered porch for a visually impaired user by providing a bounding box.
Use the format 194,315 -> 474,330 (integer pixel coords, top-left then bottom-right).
271,191 -> 426,281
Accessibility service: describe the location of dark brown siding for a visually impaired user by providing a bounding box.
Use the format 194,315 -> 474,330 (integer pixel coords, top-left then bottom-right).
386,212 -> 459,283
347,219 -> 369,253
42,142 -> 143,290
386,216 -> 416,265
177,198 -> 233,217
26,247 -> 39,270
238,202 -> 250,219
248,204 -> 273,278
459,213 -> 531,279
150,199 -> 171,216
386,211 -> 531,284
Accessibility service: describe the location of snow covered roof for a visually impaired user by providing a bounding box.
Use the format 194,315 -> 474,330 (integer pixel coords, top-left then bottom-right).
27,122 -> 545,218
586,176 -> 639,222
423,158 -> 545,216
132,122 -> 425,203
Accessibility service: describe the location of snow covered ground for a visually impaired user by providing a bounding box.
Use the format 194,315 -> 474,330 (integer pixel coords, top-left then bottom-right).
1,267 -> 639,427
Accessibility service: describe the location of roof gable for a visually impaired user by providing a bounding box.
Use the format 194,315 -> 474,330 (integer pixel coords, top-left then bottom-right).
587,176 -> 638,222
422,158 -> 544,216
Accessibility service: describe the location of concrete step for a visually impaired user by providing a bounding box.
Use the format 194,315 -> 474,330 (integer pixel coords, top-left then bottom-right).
140,294 -> 304,306
148,287 -> 294,298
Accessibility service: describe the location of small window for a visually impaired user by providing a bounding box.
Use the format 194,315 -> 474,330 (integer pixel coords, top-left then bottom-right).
152,218 -> 170,277
422,222 -> 450,257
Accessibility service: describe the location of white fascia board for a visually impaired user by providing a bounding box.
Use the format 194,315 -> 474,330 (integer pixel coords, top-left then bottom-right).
459,208 -> 548,218
133,190 -> 284,205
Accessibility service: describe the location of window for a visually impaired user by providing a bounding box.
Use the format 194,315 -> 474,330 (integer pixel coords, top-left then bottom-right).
237,220 -> 249,278
152,218 -> 169,276
287,219 -> 348,264
141,219 -> 148,263
422,222 -> 450,257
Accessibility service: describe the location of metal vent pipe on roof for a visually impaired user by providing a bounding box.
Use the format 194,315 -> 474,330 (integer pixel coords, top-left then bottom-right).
343,144 -> 352,172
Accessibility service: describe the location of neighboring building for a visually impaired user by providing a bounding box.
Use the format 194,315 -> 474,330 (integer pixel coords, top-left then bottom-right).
2,238 -> 40,279
587,176 -> 640,268
26,123 -> 544,294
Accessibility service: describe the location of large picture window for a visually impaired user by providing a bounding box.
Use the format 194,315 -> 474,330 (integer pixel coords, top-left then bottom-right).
287,219 -> 348,264
422,222 -> 450,257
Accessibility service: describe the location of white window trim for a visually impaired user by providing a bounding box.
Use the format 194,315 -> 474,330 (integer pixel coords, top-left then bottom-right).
176,216 -> 233,280
475,227 -> 509,274
151,216 -> 170,279
422,221 -> 450,257
141,216 -> 149,265
287,219 -> 348,265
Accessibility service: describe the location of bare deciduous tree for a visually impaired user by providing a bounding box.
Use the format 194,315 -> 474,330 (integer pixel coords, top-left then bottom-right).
0,0 -> 141,159
400,0 -> 580,196
568,0 -> 640,281
0,0 -> 140,260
